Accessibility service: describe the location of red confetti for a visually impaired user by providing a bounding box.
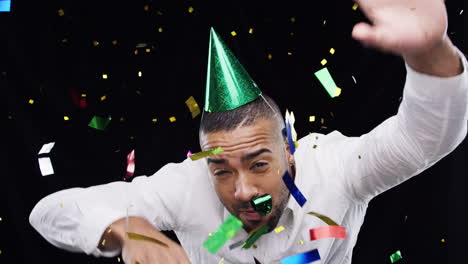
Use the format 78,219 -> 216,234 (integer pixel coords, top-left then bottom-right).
309,225 -> 347,241
124,149 -> 135,180
70,88 -> 87,108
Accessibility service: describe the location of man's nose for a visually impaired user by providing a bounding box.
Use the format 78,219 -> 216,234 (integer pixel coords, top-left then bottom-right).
234,174 -> 258,202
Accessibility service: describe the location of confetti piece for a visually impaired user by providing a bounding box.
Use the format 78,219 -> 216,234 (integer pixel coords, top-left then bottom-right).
250,194 -> 272,216
390,250 -> 403,263
138,71 -> 142,77
286,121 -> 296,155
267,53 -> 273,60
248,28 -> 254,34
188,6 -> 194,13
124,149 -> 135,180
460,9 -> 464,15
93,40 -> 100,47
158,27 -> 163,33
64,116 -> 69,121
290,17 -> 296,23
231,31 -> 237,36
309,116 -> 315,122
117,257 -> 120,262
88,116 -> 112,131
320,59 -> 327,66
298,239 -> 304,245
307,211 -> 338,225
143,5 -> 149,11
329,48 -> 335,55
38,157 -> 54,176
352,3 -> 359,10
185,96 -> 201,118
310,225 -> 346,240
242,225 -> 268,249
314,67 -> 341,98
189,147 -> 224,161
169,116 -> 176,122
287,52 -> 292,56
219,257 -> 224,264
28,99 -> 34,104
323,20 -> 326,25
282,171 -> 307,207
335,87 -> 342,96
102,74 -> 108,79
112,40 -> 118,45
275,226 -> 285,233
186,150 -> 192,158
127,232 -> 168,248
100,95 -> 107,101
58,9 -> 65,16
441,238 -> 445,243
152,118 -> 157,123
203,215 -> 243,254
134,49 -> 139,55
145,48 -> 151,53
38,142 -> 55,155
285,110 -> 298,143
281,249 -> 321,264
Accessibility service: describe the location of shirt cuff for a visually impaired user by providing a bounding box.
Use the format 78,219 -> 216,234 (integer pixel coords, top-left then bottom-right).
404,47 -> 468,101
78,207 -> 127,257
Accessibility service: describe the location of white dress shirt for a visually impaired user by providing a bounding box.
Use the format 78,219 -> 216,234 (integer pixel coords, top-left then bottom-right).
30,52 -> 468,264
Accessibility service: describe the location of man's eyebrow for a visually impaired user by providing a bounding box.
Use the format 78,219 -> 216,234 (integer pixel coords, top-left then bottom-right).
207,158 -> 226,165
242,148 -> 272,162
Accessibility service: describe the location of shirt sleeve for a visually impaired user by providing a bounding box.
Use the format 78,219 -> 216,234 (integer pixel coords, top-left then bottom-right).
316,48 -> 468,202
29,158 -> 200,257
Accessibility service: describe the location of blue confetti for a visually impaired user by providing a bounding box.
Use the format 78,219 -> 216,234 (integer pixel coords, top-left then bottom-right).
281,249 -> 321,264
282,171 -> 307,207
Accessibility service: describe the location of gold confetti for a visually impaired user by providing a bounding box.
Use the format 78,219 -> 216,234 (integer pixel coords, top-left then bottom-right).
188,6 -> 194,13
158,27 -> 163,33
117,257 -> 121,262
287,52 -> 292,55
112,40 -> 118,45
231,31 -> 237,36
208,232 -> 213,237
100,95 -> 107,101
274,226 -> 285,233
64,116 -> 69,121
127,232 -> 169,248
145,48 -> 151,53
335,87 -> 342,97
248,28 -> 254,34
169,116 -> 176,122
0,217 -> 3,221
352,3 -> 359,10
101,239 -> 106,246
28,99 -> 34,104
441,238 -> 445,243
330,48 -> 335,55
323,20 -> 327,25
144,5 -> 149,11
185,96 -> 201,118
156,10 -> 163,15
267,53 -> 273,60
138,71 -> 142,77
321,59 -> 327,66
298,240 -> 304,245
58,9 -> 65,16
152,118 -> 157,123
107,228 -> 112,233
81,93 -> 87,97
92,40 -> 100,47
309,116 -> 315,122
290,17 -> 296,23
0,249 -> 2,255
102,74 -> 108,79
219,258 -> 225,264
134,49 -> 139,55
321,118 -> 325,124
120,117 -> 125,122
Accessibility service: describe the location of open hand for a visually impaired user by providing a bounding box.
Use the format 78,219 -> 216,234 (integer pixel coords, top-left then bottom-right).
352,0 -> 448,56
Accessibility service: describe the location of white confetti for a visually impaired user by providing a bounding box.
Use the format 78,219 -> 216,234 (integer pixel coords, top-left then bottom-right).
460,9 -> 464,15
351,75 -> 357,84
38,142 -> 55,155
38,157 -> 54,176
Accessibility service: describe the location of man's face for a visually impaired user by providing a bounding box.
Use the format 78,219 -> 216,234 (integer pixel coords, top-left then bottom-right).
200,118 -> 292,233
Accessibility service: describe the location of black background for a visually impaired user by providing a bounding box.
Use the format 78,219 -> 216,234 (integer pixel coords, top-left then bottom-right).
2,0 -> 467,263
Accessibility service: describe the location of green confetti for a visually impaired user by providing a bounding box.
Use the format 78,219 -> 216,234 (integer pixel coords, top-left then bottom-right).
189,147 -> 224,161
390,250 -> 403,263
250,194 -> 272,216
88,115 -> 112,130
314,67 -> 340,98
242,225 -> 269,249
203,215 -> 243,254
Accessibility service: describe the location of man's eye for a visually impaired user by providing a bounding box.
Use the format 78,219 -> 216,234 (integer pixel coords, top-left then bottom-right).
214,170 -> 229,176
253,162 -> 268,169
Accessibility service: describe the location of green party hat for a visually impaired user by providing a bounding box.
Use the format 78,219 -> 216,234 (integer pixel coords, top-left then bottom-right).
204,27 -> 262,112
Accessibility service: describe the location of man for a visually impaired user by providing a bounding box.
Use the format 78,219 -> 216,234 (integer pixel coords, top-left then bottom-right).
30,0 -> 467,263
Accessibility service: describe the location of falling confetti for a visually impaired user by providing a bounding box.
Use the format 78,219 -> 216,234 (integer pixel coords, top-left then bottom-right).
352,75 -> 357,84
189,147 -> 224,161
112,40 -> 118,45
329,48 -> 335,55
281,249 -> 321,264
267,53 -> 273,60
203,214 -> 243,254
38,142 -> 55,155
185,96 -> 201,118
231,31 -> 237,36
124,150 -> 135,180
100,95 -> 107,101
309,116 -> 316,122
38,157 -> 54,176
321,59 -> 327,66
92,40 -> 100,47
441,238 -> 446,243
152,118 -> 157,123
290,17 -> 296,23
188,6 -> 194,13
352,3 -> 359,10
274,226 -> 285,233
242,225 -> 268,249
57,9 -> 65,16
88,116 -> 112,131
127,232 -> 168,248
298,240 -> 304,245
219,258 -> 224,264
169,116 -> 176,122
64,116 -> 69,121
248,28 -> 254,34
282,171 -> 307,207
390,250 -> 403,263
314,67 -> 341,98
28,99 -> 34,104
138,71 -> 142,77
309,226 -> 347,240
102,73 -> 108,79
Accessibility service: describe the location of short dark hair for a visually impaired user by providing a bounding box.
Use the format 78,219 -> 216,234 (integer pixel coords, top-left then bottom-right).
199,93 -> 285,136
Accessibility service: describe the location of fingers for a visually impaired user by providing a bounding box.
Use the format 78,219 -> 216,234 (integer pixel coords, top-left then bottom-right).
351,22 -> 376,46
